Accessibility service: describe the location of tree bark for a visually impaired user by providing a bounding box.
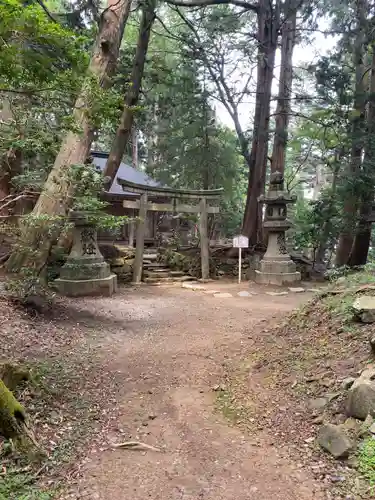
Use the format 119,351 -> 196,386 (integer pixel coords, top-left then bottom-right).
315,162 -> 340,266
242,0 -> 280,246
0,98 -> 22,218
6,0 -> 131,273
348,46 -> 375,266
103,0 -> 156,183
0,378 -> 26,439
335,0 -> 367,266
270,0 -> 297,174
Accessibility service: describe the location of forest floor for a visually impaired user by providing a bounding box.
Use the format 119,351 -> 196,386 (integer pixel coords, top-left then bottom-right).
0,278 -> 374,499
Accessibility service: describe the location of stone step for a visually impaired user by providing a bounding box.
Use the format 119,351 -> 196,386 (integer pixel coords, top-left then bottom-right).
144,267 -> 170,272
144,270 -> 171,278
144,277 -> 174,284
144,263 -> 169,269
143,274 -> 195,284
169,270 -> 184,277
143,254 -> 158,261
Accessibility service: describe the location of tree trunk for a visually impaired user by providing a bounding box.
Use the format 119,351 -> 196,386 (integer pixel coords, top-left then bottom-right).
103,0 -> 156,183
270,0 -> 297,174
0,379 -> 26,439
0,98 -> 22,218
335,0 -> 367,266
315,162 -> 340,266
6,0 -> 131,273
242,0 -> 280,246
348,46 -> 375,266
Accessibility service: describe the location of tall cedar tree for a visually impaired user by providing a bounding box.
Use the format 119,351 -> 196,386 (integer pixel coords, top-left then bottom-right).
7,0 -> 132,273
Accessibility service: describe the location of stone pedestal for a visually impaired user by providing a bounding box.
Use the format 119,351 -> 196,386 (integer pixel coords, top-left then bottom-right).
55,211 -> 117,297
255,172 -> 301,286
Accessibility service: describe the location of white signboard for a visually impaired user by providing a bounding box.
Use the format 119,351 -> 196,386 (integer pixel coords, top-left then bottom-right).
233,235 -> 249,248
232,235 -> 248,284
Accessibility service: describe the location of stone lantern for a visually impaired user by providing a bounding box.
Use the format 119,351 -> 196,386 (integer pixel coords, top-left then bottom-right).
54,210 -> 117,297
255,171 -> 301,286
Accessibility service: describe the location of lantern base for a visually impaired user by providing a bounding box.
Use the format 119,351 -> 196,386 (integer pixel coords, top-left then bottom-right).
255,269 -> 301,286
54,274 -> 117,297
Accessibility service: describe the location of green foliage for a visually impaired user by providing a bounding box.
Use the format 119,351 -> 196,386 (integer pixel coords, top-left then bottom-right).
358,437 -> 375,486
0,0 -> 88,90
0,0 -> 91,209
327,263 -> 375,284
93,12 -> 247,239
0,470 -> 53,500
143,17 -> 246,237
291,188 -> 340,258
69,162 -> 129,231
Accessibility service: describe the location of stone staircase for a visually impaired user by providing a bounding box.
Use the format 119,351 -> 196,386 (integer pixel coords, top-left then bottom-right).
143,249 -> 194,285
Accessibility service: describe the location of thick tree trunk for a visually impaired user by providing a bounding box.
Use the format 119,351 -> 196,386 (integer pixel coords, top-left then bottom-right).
0,378 -> 26,439
0,170 -> 11,217
348,47 -> 375,266
335,0 -> 367,266
0,98 -> 22,218
347,212 -> 372,266
103,0 -> 156,183
315,162 -> 339,266
6,0 -> 131,273
270,0 -> 297,174
242,1 -> 280,246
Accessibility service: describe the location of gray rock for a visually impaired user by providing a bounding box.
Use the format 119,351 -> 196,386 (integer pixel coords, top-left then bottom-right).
182,282 -> 206,290
369,335 -> 375,355
308,397 -> 328,411
358,414 -> 375,437
341,377 -> 356,390
346,371 -> 375,420
317,423 -> 353,459
342,418 -> 361,433
237,291 -> 251,297
326,392 -> 341,402
213,292 -> 233,298
369,422 -> 375,434
360,366 -> 375,380
352,296 -> 375,323
312,415 -> 324,425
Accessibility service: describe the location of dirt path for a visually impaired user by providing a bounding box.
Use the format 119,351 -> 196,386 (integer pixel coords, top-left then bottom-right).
66,283 -> 324,500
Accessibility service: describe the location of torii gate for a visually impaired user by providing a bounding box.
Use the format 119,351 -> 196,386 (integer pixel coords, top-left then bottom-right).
117,177 -> 223,283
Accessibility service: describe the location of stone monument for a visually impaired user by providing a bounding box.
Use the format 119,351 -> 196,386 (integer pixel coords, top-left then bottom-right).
55,210 -> 117,297
255,171 -> 301,286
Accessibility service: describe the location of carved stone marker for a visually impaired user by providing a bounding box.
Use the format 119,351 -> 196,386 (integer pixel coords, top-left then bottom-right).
255,171 -> 301,286
55,210 -> 117,297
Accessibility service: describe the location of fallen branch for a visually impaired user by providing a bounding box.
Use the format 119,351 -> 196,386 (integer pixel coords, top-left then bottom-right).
112,441 -> 161,452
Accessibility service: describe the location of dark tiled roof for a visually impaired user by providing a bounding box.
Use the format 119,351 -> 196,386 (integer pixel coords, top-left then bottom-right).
91,151 -> 162,197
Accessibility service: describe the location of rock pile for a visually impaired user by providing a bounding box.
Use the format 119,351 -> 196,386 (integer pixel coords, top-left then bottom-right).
316,364 -> 375,460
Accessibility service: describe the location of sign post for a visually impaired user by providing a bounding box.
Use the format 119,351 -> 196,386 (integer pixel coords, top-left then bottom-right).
232,235 -> 249,284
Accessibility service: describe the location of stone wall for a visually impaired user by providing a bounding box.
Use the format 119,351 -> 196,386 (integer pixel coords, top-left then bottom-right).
160,247 -> 249,279
99,244 -> 135,282
160,247 -> 317,282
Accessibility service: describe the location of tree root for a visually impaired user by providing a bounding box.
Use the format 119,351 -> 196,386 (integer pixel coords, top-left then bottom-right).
0,379 -> 26,439
0,368 -> 43,453
0,363 -> 30,392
